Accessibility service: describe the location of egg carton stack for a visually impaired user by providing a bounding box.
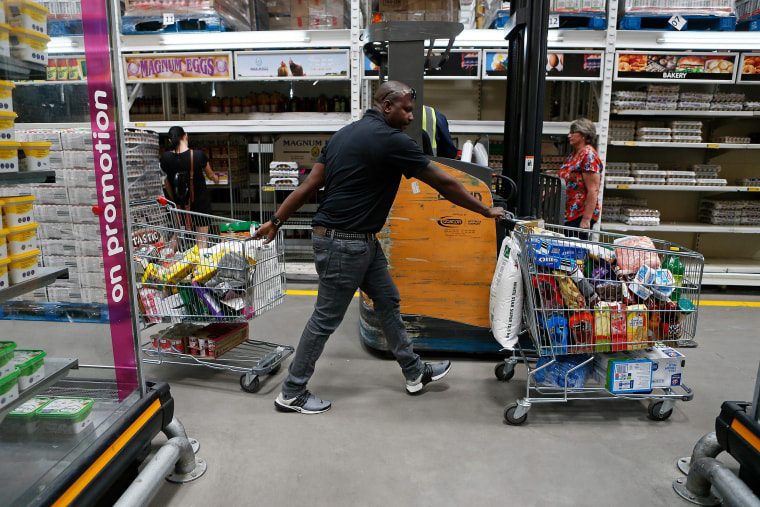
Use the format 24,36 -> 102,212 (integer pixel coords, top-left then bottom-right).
665,168 -> 697,186
268,161 -> 299,187
689,163 -> 728,187
712,135 -> 751,144
621,206 -> 660,226
601,195 -> 623,222
669,120 -> 703,143
738,178 -> 760,188
612,91 -> 646,112
540,155 -> 563,176
700,199 -> 760,225
646,84 -> 678,111
629,162 -> 665,185
678,92 -> 712,111
608,120 -> 636,141
604,162 -> 633,186
711,92 -> 745,111
124,129 -> 162,202
636,126 -> 671,143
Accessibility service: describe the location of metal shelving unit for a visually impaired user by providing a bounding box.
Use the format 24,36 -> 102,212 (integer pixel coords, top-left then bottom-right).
601,222 -> 760,234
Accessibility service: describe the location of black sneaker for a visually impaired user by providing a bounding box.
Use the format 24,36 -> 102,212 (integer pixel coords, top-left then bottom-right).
405,361 -> 452,394
274,391 -> 331,414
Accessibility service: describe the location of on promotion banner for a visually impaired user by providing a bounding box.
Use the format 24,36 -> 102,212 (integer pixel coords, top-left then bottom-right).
123,52 -> 233,82
364,50 -> 481,79
236,50 -> 349,80
482,50 -> 603,81
615,52 -> 738,83
738,53 -> 760,84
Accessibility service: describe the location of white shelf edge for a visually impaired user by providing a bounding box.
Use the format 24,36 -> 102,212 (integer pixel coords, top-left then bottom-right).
609,141 -> 760,149
601,222 -> 760,233
612,110 -> 758,117
605,184 -> 754,192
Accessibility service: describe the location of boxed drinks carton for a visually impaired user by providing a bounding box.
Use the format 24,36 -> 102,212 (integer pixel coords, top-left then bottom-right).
593,353 -> 652,393
628,342 -> 685,388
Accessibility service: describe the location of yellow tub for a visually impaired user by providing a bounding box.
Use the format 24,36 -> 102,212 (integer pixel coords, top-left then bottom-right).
7,222 -> 36,256
0,227 -> 7,260
2,195 -> 34,226
8,248 -> 39,285
6,0 -> 49,36
0,80 -> 14,112
20,141 -> 50,171
0,257 -> 9,289
10,27 -> 49,65
0,23 -> 10,58
0,140 -> 19,172
0,111 -> 16,141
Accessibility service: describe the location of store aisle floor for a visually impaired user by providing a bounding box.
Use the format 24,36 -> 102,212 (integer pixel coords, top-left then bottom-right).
131,286 -> 758,507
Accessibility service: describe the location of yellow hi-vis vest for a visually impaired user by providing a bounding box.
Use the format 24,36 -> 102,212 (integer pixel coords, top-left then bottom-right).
422,105 -> 437,156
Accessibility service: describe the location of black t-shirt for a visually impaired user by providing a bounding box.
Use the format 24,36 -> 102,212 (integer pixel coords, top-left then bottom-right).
159,149 -> 211,211
312,109 -> 430,233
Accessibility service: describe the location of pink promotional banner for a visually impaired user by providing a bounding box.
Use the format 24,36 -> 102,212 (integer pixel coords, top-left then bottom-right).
82,0 -> 138,399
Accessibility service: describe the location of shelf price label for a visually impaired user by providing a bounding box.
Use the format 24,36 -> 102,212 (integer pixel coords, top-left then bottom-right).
624,141 -> 637,146
707,143 -> 720,149
748,187 -> 759,192
548,14 -> 560,29
162,12 -> 175,26
617,185 -> 630,189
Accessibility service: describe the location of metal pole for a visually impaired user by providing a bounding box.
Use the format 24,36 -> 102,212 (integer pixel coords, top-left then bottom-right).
674,457 -> 760,507
677,431 -> 723,475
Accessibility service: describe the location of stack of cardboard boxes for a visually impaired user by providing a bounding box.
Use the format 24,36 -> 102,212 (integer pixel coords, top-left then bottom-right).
266,0 -> 346,30
374,0 -> 456,22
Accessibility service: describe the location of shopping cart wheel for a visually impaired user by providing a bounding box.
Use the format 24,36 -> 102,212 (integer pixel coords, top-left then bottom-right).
647,400 -> 673,421
240,374 -> 261,393
504,403 -> 528,425
494,362 -> 515,381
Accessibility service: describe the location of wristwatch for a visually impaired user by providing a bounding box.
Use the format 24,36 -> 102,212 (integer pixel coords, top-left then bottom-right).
270,215 -> 283,228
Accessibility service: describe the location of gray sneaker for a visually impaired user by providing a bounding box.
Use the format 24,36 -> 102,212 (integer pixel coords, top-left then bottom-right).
274,391 -> 331,414
406,361 -> 452,394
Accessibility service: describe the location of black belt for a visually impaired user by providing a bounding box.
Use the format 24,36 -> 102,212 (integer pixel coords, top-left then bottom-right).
312,226 -> 375,241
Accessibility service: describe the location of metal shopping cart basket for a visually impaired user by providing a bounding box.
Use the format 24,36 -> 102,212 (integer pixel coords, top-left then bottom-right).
496,222 -> 704,425
129,197 -> 293,393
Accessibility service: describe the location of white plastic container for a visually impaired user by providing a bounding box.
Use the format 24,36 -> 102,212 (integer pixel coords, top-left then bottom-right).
10,27 -> 50,65
19,141 -> 50,171
7,222 -> 37,255
0,141 -> 19,172
6,0 -> 49,35
0,23 -> 10,58
39,397 -> 95,435
0,341 -> 16,378
8,247 -> 39,285
0,80 -> 14,112
3,397 -> 50,434
0,370 -> 20,409
2,195 -> 35,226
0,111 -> 17,141
0,257 -> 9,289
12,349 -> 45,390
0,227 -> 6,259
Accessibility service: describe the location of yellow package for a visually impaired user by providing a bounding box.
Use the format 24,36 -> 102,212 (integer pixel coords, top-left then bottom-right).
593,301 -> 611,352
553,270 -> 585,309
141,263 -> 165,287
626,304 -> 647,350
193,251 -> 223,283
165,245 -> 199,283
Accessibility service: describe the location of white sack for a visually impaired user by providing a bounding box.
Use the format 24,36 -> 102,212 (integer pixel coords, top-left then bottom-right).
490,232 -> 523,349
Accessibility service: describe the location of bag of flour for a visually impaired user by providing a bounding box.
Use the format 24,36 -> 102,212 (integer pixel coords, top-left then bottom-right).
490,232 -> 523,349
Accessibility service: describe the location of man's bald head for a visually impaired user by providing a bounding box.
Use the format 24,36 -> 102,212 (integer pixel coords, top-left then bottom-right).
373,80 -> 415,109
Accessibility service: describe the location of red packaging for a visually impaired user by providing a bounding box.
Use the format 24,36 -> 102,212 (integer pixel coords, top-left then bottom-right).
646,297 -> 662,345
610,302 -> 627,351
569,311 -> 594,353
532,274 -> 563,310
659,300 -> 682,345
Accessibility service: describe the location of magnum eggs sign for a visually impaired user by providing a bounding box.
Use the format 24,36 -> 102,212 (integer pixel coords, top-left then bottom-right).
615,52 -> 737,82
123,52 -> 233,82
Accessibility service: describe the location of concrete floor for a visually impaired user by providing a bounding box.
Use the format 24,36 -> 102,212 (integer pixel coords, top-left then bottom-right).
5,285 -> 760,506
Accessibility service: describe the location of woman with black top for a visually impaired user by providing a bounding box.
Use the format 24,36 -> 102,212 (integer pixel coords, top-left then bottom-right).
159,126 -> 219,241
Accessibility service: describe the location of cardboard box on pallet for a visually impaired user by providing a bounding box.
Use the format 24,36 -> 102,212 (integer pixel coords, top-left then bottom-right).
185,322 -> 249,359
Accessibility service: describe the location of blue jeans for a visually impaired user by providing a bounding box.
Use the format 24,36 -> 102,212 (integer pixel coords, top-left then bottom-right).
280,234 -> 424,397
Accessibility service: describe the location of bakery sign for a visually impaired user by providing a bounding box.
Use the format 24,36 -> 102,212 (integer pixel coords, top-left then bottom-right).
738,53 -> 760,83
615,51 -> 738,83
123,52 -> 233,82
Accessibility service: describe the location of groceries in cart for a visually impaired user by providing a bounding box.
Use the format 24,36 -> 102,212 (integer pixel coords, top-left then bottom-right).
519,226 -> 699,357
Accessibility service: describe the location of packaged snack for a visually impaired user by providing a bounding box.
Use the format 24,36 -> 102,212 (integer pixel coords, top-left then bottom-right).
554,271 -> 585,309
613,235 -> 660,274
610,302 -> 627,352
569,311 -> 594,353
626,304 -> 647,349
650,269 -> 675,300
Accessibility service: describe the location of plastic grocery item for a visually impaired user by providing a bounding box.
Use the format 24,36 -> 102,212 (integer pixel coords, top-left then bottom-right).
0,140 -> 19,172
8,248 -> 39,285
637,135 -> 671,142
6,222 -> 37,256
671,135 -> 703,143
0,80 -> 14,111
3,397 -> 50,434
19,142 -> 51,171
0,226 -> 6,259
646,101 -> 677,110
0,23 -> 9,58
0,370 -> 19,409
2,195 -> 34,226
38,397 -> 95,435
6,0 -> 49,35
0,341 -> 17,378
9,27 -> 50,65
696,178 -> 728,186
13,349 -> 46,390
677,102 -> 710,110
0,257 -> 8,289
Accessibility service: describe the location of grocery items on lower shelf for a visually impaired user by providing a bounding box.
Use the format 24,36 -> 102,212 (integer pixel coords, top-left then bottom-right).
700,198 -> 760,225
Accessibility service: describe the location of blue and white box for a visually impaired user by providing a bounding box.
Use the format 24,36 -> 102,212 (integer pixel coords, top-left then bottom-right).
629,343 -> 686,388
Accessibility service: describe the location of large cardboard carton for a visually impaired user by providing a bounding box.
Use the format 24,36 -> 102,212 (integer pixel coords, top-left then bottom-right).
593,353 -> 652,393
628,343 -> 686,388
273,134 -> 332,168
185,323 -> 249,359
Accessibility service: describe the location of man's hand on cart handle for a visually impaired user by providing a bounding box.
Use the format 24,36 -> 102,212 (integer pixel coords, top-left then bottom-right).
487,206 -> 508,220
253,220 -> 279,244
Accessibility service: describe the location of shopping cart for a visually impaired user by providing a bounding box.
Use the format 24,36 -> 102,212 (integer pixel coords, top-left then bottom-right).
129,197 -> 293,393
495,222 -> 704,425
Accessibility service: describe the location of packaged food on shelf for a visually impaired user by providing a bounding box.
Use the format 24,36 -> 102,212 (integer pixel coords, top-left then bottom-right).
0,341 -> 17,378
678,102 -> 711,110
631,170 -> 668,178
637,135 -> 672,142
634,177 -> 667,185
0,255 -> 7,288
696,178 -> 728,186
738,178 -> 760,187
622,207 -> 660,218
605,176 -> 635,185
671,135 -> 703,143
38,397 -> 95,435
666,170 -> 697,177
691,164 -> 721,173
613,100 -> 646,110
630,163 -> 659,171
0,23 -> 9,58
647,92 -> 679,102
19,141 -> 51,171
635,121 -> 665,129
0,370 -> 19,409
9,27 -> 50,64
12,349 -> 45,390
0,80 -> 13,112
605,162 -> 631,176
6,221 -> 37,255
667,177 -> 698,186
646,84 -> 680,93
713,92 -> 745,102
609,120 -> 636,129
609,129 -> 635,141
637,127 -> 671,135
2,396 -> 50,434
743,102 -> 760,111
0,141 -> 19,173
8,247 -> 39,284
2,195 -> 34,226
614,91 -> 647,101
646,101 -> 677,111
6,0 -> 49,35
710,102 -> 743,111
679,92 -> 713,102
669,120 -> 702,129
713,136 -> 750,144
